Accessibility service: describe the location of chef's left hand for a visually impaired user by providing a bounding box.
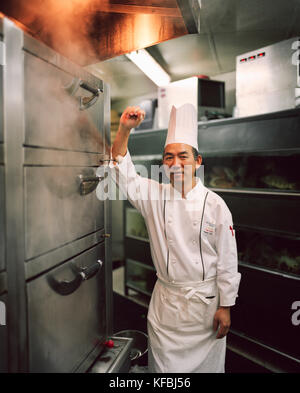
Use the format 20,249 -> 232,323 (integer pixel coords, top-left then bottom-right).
213,306 -> 231,339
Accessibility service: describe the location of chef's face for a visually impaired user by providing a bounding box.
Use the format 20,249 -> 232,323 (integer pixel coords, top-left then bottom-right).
163,143 -> 202,186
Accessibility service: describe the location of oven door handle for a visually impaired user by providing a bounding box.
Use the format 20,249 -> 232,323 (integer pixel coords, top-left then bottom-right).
78,174 -> 103,196
79,81 -> 102,111
63,77 -> 103,111
48,260 -> 103,296
80,260 -> 103,281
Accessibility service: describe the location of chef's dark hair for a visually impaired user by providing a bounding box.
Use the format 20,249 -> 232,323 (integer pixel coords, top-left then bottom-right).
192,147 -> 200,161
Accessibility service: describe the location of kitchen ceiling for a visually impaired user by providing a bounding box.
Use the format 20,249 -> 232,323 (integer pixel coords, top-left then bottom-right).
89,0 -> 300,102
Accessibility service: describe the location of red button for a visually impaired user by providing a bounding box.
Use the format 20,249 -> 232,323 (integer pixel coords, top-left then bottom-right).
105,339 -> 114,348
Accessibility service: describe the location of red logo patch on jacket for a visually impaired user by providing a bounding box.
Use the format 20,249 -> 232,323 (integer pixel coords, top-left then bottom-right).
229,225 -> 234,237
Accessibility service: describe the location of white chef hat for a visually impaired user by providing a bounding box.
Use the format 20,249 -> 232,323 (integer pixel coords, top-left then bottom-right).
164,103 -> 198,150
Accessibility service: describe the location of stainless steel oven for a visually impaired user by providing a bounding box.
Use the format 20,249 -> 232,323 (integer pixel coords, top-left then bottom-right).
0,15 -> 124,372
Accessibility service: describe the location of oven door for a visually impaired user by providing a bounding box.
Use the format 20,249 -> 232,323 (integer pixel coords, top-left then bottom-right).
24,50 -> 106,155
27,242 -> 106,373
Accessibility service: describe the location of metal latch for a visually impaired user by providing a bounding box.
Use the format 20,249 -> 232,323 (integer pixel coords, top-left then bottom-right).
0,42 -> 5,66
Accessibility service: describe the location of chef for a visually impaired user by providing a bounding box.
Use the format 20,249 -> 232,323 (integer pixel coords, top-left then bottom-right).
110,103 -> 241,373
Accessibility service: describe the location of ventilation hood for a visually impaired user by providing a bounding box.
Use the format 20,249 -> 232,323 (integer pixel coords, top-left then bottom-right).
0,0 -> 201,65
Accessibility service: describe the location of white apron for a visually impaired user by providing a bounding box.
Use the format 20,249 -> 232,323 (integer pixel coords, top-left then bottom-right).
147,275 -> 226,373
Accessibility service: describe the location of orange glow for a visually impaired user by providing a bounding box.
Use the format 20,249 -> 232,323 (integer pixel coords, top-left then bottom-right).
135,13 -> 158,49
0,11 -> 32,34
0,1 -> 99,64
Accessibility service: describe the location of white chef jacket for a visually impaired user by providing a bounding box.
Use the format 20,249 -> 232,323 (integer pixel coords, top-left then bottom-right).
109,150 -> 241,372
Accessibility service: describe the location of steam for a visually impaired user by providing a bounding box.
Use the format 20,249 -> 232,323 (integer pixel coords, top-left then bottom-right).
26,51 -> 107,153
13,0 -> 99,66
24,53 -> 107,259
17,1 -> 111,154
1,2 -> 110,260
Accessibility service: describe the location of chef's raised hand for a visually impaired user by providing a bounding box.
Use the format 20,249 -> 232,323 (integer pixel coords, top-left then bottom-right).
120,106 -> 146,132
213,306 -> 231,339
112,106 -> 145,160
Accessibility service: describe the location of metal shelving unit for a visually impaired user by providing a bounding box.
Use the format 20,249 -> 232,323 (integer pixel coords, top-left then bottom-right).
124,201 -> 155,297
125,258 -> 156,297
197,111 -> 300,371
